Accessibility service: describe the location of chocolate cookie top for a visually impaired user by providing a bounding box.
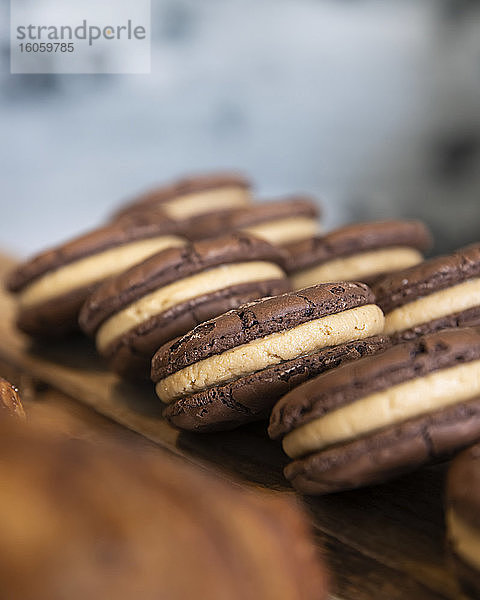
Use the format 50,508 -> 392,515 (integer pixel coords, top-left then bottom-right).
151,281 -> 376,382
7,219 -> 183,293
230,196 -> 319,227
269,327 -> 480,440
111,206 -> 176,227
182,196 -> 319,240
284,220 -> 432,273
0,378 -> 25,419
447,443 -> 480,529
373,242 -> 480,314
112,172 -> 251,220
79,232 -> 288,335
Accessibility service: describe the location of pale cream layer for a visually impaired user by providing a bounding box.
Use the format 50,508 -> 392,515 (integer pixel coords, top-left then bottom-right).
161,186 -> 250,219
96,261 -> 286,352
243,217 -> 319,245
384,277 -> 480,335
291,247 -> 423,290
155,304 -> 384,403
447,509 -> 480,570
19,236 -> 186,309
283,360 -> 480,459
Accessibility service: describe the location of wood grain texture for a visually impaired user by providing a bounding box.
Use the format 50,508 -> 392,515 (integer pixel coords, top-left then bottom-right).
0,253 -> 465,600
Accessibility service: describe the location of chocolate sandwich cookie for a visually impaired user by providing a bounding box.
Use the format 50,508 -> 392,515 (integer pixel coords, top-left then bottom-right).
152,282 -> 386,432
111,171 -> 252,226
269,328 -> 480,495
447,444 -> 480,598
285,220 -> 432,290
0,378 -> 25,419
373,242 -> 480,342
79,232 -> 290,378
6,221 -> 187,337
183,196 -> 320,244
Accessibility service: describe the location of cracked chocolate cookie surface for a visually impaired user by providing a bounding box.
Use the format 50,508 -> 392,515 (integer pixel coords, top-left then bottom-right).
270,328 -> 480,495
80,232 -> 289,378
153,282 -> 386,432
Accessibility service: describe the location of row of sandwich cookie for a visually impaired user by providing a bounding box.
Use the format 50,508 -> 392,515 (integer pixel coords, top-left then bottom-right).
148,238 -> 480,410
79,218 -> 429,379
147,257 -> 479,421
68,229 -> 475,422
6,170 -> 320,338
7,186 -> 431,372
150,242 -> 480,488
6,175 -> 480,595
110,171 -> 320,244
9,218 -> 431,374
143,239 -> 480,595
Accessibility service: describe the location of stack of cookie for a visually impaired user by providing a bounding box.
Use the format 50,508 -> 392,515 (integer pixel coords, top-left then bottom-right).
6,171 -> 480,493
270,328 -> 480,494
6,172 -> 323,341
79,232 -> 290,378
111,173 -> 321,246
153,283 -> 388,432
6,169 -> 480,595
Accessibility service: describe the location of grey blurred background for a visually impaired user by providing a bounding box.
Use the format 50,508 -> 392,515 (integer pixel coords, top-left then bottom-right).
1,0 -> 479,257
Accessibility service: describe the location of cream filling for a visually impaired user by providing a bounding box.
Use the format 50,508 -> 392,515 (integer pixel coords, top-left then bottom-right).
283,360 -> 480,459
447,509 -> 480,570
96,261 -> 286,352
291,247 -> 423,290
155,304 -> 384,403
243,217 -> 319,245
384,278 -> 480,335
161,186 -> 250,219
19,236 -> 187,308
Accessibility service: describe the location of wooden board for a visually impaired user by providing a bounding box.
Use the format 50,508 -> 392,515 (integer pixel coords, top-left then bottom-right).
0,253 -> 464,600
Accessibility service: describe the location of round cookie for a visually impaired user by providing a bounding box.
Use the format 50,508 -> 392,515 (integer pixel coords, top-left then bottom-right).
446,443 -> 480,598
0,419 -> 329,600
111,171 -> 252,227
183,196 -> 320,244
152,282 -> 387,432
373,242 -> 480,341
0,378 -> 25,419
285,220 -> 432,290
269,328 -> 480,495
6,220 -> 187,337
79,232 -> 290,378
